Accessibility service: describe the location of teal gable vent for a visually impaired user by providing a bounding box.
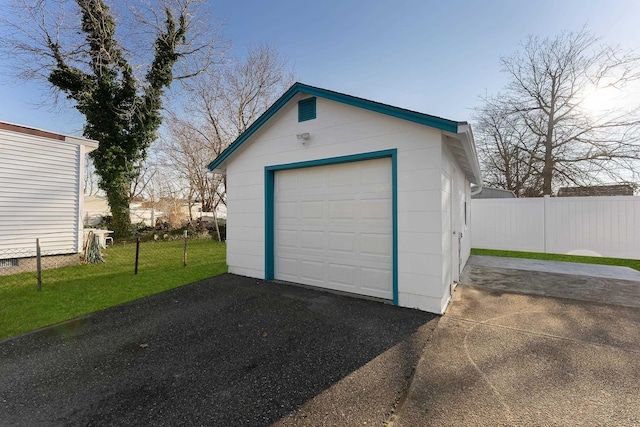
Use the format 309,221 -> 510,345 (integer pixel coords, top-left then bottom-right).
298,97 -> 316,122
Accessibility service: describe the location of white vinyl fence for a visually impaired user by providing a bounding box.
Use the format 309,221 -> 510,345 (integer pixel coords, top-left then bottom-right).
471,195 -> 640,260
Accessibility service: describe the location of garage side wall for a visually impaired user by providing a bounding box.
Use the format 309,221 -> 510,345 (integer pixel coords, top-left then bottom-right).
225,94 -> 448,313
440,142 -> 472,310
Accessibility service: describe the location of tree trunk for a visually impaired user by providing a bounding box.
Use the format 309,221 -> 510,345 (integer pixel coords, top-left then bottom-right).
105,184 -> 133,237
543,123 -> 555,195
542,140 -> 554,196
543,92 -> 556,195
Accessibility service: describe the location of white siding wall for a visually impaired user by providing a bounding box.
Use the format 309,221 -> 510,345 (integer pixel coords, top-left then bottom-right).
440,142 -> 472,310
0,130 -> 82,256
440,143 -> 452,309
225,94 -> 450,313
471,196 -> 640,259
461,183 -> 471,264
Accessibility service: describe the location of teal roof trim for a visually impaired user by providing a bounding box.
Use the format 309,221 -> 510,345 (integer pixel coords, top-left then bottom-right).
207,82 -> 461,171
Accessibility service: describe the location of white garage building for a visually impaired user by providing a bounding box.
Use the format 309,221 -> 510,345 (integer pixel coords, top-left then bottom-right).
207,83 -> 482,314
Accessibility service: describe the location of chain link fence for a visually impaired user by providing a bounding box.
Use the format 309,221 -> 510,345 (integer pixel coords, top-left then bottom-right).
0,229 -> 223,290
0,243 -> 78,289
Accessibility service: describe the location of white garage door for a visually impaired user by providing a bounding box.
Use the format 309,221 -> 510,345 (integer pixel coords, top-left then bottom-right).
274,157 -> 393,300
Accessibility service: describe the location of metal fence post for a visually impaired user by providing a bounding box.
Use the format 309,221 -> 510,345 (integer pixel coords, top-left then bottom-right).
135,237 -> 140,275
36,238 -> 42,291
183,230 -> 188,267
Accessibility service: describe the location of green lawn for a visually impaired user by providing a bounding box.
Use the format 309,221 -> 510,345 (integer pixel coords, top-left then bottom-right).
0,239 -> 227,341
471,248 -> 640,271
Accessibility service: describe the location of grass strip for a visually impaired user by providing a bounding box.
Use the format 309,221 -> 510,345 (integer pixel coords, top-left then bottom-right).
0,239 -> 227,341
471,248 -> 640,271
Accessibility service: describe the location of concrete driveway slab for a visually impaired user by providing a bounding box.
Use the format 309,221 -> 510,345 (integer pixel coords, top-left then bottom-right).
468,255 -> 640,281
462,256 -> 640,308
0,274 -> 436,426
389,286 -> 640,427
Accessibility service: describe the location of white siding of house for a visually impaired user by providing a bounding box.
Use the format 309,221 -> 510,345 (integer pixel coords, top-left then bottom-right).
225,94 -> 454,313
0,130 -> 82,256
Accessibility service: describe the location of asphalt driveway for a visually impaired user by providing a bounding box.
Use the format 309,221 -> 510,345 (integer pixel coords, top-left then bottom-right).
0,274 -> 436,426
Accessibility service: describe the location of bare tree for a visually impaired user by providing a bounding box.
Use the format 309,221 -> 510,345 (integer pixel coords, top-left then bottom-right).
162,43 -> 294,238
475,97 -> 544,197
129,158 -> 157,201
84,155 -> 101,196
477,28 -> 640,195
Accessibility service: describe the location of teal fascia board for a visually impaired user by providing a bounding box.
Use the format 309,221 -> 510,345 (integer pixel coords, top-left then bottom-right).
207,84 -> 301,171
264,149 -> 398,305
207,82 -> 460,171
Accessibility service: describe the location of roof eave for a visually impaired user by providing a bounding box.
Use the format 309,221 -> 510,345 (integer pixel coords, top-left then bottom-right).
445,123 -> 483,186
206,83 -> 303,172
0,121 -> 99,150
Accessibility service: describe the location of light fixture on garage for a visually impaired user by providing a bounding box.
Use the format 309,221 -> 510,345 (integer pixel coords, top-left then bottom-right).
296,132 -> 310,144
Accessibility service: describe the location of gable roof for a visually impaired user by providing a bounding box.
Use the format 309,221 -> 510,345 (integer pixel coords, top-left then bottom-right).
207,82 -> 482,184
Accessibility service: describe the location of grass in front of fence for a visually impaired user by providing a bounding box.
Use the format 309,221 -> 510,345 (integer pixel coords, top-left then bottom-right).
471,248 -> 640,271
0,239 -> 226,341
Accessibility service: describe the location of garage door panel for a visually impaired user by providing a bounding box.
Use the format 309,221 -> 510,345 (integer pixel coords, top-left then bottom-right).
300,260 -> 325,282
360,233 -> 392,256
277,172 -> 299,191
299,168 -> 325,188
328,263 -> 357,286
361,267 -> 393,294
300,231 -> 324,250
360,198 -> 392,220
277,229 -> 298,248
328,231 -> 356,253
362,160 -> 391,181
277,201 -> 298,219
301,201 -> 324,219
277,257 -> 299,279
329,200 -> 356,219
274,157 -> 393,300
329,167 -> 358,188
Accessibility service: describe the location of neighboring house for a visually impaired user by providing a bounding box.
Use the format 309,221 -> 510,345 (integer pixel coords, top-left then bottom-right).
83,195 -> 112,226
84,196 -> 227,227
207,83 -> 482,314
0,121 -> 98,271
557,184 -> 635,197
84,195 -> 166,227
471,186 -> 517,199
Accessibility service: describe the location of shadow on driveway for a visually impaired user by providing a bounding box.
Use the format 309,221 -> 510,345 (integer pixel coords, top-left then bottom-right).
0,274 -> 436,426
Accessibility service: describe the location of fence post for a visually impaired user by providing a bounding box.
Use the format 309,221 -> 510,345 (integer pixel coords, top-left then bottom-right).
135,237 -> 140,275
183,230 -> 188,267
36,238 -> 42,291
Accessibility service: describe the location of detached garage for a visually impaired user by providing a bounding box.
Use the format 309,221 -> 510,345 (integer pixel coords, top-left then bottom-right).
208,83 -> 482,314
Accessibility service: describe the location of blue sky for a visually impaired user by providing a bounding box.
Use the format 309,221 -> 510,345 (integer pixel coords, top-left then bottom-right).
1,0 -> 640,136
